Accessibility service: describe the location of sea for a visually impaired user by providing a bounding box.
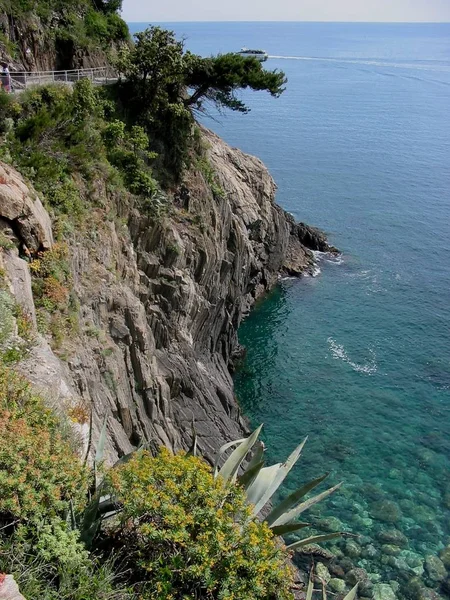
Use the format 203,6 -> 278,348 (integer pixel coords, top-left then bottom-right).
129,22 -> 450,593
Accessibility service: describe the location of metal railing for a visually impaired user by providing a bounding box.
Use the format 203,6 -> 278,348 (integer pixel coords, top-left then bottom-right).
7,67 -> 117,92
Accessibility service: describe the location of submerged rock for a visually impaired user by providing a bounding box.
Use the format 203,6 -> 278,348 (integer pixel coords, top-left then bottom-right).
329,578 -> 347,593
377,529 -> 409,548
439,546 -> 450,569
345,540 -> 362,559
371,500 -> 402,524
373,583 -> 397,600
424,555 -> 447,583
316,562 -> 331,583
382,544 -> 402,556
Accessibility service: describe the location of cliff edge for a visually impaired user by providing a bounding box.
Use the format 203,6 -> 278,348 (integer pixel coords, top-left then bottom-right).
0,127 -> 334,462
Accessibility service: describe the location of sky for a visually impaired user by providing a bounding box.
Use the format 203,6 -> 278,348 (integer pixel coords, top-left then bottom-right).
122,0 -> 450,23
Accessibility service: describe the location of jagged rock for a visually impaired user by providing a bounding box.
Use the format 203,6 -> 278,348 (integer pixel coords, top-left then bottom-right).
2,253 -> 37,326
0,575 -> 26,600
0,163 -> 53,252
1,130 -> 336,465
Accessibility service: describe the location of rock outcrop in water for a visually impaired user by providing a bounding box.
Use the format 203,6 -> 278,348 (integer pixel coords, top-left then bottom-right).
0,128 -> 336,463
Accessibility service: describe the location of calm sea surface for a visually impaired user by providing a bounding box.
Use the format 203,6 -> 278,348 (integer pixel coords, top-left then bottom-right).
130,22 -> 450,591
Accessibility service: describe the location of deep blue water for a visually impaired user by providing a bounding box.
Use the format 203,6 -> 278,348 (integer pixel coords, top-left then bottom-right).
130,22 -> 450,591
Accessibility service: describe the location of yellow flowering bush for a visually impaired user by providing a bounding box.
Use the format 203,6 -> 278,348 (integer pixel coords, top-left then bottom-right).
106,448 -> 295,600
0,366 -> 89,526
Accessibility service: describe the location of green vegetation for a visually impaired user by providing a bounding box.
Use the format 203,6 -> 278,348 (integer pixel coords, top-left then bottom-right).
114,26 -> 286,179
0,80 -> 161,220
104,448 -> 294,600
0,383 -> 349,600
0,0 -> 129,53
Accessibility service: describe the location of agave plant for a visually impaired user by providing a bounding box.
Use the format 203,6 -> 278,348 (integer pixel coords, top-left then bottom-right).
211,424 -> 354,550
307,566 -> 358,600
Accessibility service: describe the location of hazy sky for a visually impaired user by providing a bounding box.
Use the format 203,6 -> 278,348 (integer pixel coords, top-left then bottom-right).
122,0 -> 450,23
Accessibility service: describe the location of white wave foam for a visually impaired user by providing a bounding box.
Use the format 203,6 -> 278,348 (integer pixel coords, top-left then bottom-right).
312,249 -> 344,266
327,337 -> 377,375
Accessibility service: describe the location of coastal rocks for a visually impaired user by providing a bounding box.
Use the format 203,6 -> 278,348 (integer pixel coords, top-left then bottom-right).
371,500 -> 402,524
424,556 -> 447,583
377,530 -> 409,548
344,539 -> 362,559
0,163 -> 53,252
329,578 -> 347,593
438,546 -> 450,569
316,563 -> 331,583
2,129 -> 334,465
295,221 -> 339,253
373,583 -> 397,600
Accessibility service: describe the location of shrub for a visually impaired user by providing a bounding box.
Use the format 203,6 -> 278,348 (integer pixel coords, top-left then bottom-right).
105,448 -> 294,600
0,365 -> 89,526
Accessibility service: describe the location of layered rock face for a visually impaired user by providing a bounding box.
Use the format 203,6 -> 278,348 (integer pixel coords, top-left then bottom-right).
0,129 -> 334,462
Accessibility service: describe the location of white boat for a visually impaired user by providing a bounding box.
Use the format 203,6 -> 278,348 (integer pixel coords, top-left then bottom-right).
237,47 -> 268,62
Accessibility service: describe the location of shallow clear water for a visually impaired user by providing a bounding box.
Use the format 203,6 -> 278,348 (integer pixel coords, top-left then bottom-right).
130,21 -> 450,592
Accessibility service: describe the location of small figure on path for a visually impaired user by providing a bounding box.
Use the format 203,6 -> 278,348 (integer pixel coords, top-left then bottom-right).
1,63 -> 11,93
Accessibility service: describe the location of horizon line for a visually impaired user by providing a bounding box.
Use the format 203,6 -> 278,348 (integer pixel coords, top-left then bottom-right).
125,19 -> 450,24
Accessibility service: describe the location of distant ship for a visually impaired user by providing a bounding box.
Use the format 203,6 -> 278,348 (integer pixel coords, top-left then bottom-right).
237,47 -> 268,62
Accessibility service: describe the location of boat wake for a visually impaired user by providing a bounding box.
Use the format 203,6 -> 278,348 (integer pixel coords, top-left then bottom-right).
327,337 -> 377,375
268,55 -> 450,85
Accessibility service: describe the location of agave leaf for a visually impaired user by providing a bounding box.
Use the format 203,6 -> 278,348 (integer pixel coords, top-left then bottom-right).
286,531 -> 344,550
271,481 -> 343,527
79,494 -> 102,548
246,441 -> 265,471
238,460 -> 264,489
265,472 -> 329,526
306,568 -> 314,600
343,584 -> 359,600
218,424 -> 263,484
251,437 -> 308,516
246,463 -> 282,506
83,410 -> 94,466
187,420 -> 198,457
95,415 -> 108,464
93,415 -> 108,490
271,522 -> 310,536
97,496 -> 122,518
213,437 -> 247,479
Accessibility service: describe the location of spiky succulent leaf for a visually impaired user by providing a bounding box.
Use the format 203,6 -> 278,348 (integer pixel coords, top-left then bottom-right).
246,440 -> 265,471
265,472 -> 329,526
306,568 -> 314,600
250,437 -> 308,516
218,424 -> 263,484
271,481 -> 343,527
187,420 -> 198,457
213,437 -> 247,479
246,463 -> 282,506
286,531 -> 344,550
270,522 -> 310,536
344,584 -> 359,600
238,460 -> 265,489
93,415 -> 108,491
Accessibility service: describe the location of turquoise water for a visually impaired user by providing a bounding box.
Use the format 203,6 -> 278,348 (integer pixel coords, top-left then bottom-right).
130,22 -> 450,593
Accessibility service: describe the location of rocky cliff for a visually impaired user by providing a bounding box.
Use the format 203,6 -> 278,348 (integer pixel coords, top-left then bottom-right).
0,127 -> 335,463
